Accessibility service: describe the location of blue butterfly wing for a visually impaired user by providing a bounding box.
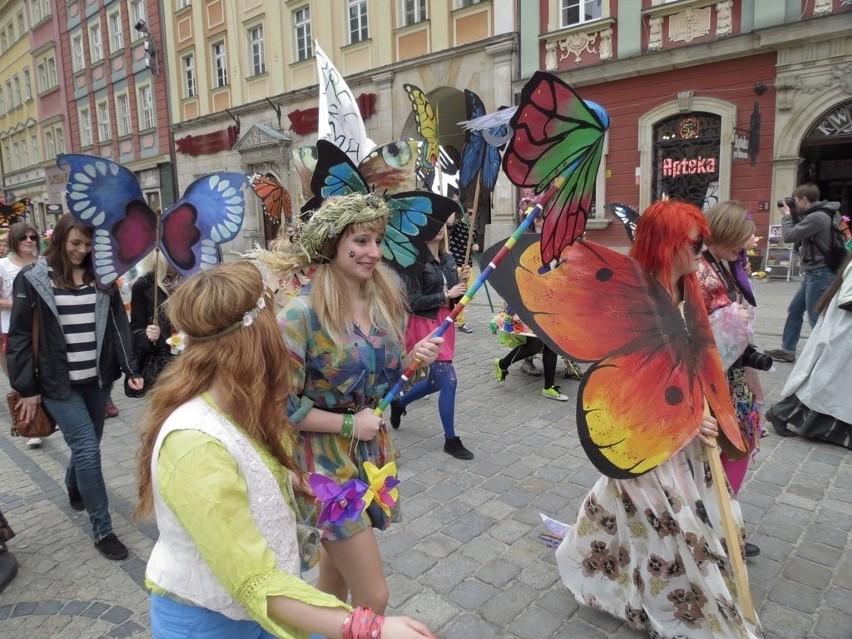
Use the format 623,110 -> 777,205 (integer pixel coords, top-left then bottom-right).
383,192 -> 460,279
160,173 -> 249,276
460,90 -> 486,190
481,144 -> 502,193
303,139 -> 369,214
57,154 -> 157,290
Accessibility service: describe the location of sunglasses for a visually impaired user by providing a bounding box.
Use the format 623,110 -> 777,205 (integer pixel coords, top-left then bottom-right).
688,237 -> 704,255
22,234 -> 39,241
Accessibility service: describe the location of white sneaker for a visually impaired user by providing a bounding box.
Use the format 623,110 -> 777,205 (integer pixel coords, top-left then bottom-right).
541,386 -> 569,402
26,437 -> 43,448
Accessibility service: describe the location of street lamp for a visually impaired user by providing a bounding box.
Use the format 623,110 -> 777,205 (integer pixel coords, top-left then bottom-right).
134,19 -> 160,75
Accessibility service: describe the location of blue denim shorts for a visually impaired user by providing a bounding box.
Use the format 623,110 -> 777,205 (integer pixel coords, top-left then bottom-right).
149,593 -> 277,639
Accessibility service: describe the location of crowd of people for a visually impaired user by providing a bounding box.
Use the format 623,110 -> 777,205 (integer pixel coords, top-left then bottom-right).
1,183 -> 849,637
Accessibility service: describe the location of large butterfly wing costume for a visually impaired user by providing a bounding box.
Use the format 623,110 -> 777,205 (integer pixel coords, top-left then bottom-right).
58,154 -> 248,289
483,236 -> 746,479
459,89 -> 504,193
503,72 -> 609,264
302,140 -> 459,279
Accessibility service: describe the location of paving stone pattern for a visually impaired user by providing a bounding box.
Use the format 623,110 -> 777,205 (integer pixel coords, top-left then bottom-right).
0,278 -> 850,638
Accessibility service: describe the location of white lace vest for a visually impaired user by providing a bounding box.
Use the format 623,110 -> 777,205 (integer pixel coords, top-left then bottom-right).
146,396 -> 300,620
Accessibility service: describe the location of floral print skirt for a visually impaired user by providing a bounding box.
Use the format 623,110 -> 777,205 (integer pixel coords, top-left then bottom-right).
556,440 -> 763,639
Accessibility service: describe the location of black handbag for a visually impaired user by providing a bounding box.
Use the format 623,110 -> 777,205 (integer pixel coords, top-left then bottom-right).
124,350 -> 172,398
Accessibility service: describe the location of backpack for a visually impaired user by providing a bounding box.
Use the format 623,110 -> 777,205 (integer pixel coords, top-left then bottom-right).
815,210 -> 849,273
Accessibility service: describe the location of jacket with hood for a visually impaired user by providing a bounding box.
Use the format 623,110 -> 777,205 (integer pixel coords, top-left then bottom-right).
7,261 -> 139,399
781,200 -> 841,272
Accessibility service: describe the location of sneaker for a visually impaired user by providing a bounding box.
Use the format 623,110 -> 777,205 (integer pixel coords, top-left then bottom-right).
105,398 -> 119,418
443,436 -> 474,460
765,407 -> 795,437
542,386 -> 569,402
744,542 -> 761,558
26,437 -> 43,448
94,533 -> 128,561
390,400 -> 405,430
458,323 -> 474,334
68,486 -> 85,512
520,359 -> 542,377
765,349 -> 795,363
494,358 -> 507,382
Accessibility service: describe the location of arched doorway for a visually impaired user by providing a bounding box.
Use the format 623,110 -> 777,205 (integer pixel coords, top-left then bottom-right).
797,100 -> 852,212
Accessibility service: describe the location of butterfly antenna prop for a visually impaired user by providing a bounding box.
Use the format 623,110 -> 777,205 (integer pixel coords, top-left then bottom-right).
372,176 -> 566,416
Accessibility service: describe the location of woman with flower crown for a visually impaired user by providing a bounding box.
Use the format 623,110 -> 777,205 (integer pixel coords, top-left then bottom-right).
136,261 -> 436,639
258,192 -> 443,615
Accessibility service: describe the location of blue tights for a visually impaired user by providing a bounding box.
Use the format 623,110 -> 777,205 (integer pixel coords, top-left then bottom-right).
398,361 -> 457,439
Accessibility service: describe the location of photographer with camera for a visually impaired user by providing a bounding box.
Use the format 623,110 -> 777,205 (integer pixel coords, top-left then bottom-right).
765,184 -> 840,364
697,201 -> 766,558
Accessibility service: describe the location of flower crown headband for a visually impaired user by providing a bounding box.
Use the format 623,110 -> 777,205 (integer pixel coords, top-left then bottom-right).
186,293 -> 268,342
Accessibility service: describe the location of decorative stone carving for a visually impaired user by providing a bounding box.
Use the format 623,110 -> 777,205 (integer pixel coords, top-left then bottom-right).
814,0 -> 833,15
558,31 -> 597,65
545,41 -> 558,72
715,1 -> 733,38
833,63 -> 852,94
678,90 -> 694,112
649,17 -> 663,52
669,7 -> 711,43
599,28 -> 613,62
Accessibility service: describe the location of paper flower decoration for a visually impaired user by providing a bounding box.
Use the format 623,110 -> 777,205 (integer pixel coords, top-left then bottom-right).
166,331 -> 186,355
363,461 -> 401,516
309,473 -> 369,527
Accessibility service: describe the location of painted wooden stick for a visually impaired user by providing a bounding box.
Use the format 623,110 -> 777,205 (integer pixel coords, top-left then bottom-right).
463,175 -> 482,268
373,177 -> 565,415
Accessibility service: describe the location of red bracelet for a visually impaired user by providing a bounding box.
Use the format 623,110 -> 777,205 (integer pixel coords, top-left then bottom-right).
342,607 -> 385,639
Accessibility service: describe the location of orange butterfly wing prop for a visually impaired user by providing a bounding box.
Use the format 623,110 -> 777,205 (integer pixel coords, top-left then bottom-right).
492,237 -> 745,478
250,174 -> 292,224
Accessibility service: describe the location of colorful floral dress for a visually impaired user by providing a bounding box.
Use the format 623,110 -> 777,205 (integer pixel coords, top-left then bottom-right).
555,439 -> 763,639
280,291 -> 403,541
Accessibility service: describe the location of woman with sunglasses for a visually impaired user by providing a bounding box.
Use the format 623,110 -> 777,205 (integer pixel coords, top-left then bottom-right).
7,214 -> 142,560
555,200 -> 762,639
0,223 -> 42,446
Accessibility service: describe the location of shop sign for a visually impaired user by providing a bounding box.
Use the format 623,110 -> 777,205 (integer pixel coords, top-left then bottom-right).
176,124 -> 240,156
288,93 -> 377,136
809,102 -> 852,138
733,133 -> 749,160
662,156 -> 717,177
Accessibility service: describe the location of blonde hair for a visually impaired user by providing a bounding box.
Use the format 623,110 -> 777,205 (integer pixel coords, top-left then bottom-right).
138,250 -> 171,291
135,261 -> 300,519
704,201 -> 754,249
311,218 -> 407,346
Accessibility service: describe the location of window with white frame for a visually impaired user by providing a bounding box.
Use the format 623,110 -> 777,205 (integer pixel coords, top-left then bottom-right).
45,130 -> 55,159
182,53 -> 196,97
12,76 -> 20,107
55,125 -> 64,153
23,69 -> 31,100
79,106 -> 93,147
46,56 -> 56,88
97,100 -> 111,142
90,23 -> 103,62
248,25 -> 265,75
12,142 -> 18,170
2,145 -> 10,172
4,81 -> 12,108
130,0 -> 146,39
212,41 -> 228,87
109,10 -> 123,53
72,33 -> 84,71
116,92 -> 131,136
348,0 -> 368,43
0,30 -> 6,52
0,88 -> 5,114
458,0 -> 482,6
294,6 -> 312,61
9,20 -> 15,42
31,133 -> 39,163
17,12 -> 25,37
561,0 -> 602,27
30,0 -> 43,24
21,139 -> 28,167
403,0 -> 427,25
138,84 -> 154,130
178,0 -> 191,7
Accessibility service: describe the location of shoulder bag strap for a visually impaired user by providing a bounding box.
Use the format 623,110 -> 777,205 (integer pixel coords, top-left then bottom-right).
31,306 -> 39,366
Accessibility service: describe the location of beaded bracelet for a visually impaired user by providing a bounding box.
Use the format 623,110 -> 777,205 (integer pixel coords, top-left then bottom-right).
342,607 -> 384,639
340,413 -> 354,439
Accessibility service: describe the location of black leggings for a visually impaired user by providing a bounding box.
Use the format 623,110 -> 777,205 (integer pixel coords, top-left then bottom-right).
498,337 -> 557,388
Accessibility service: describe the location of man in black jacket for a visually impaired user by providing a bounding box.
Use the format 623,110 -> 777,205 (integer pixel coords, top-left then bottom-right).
766,183 -> 839,364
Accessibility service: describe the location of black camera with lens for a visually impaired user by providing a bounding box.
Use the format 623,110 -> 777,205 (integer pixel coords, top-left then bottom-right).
739,345 -> 773,371
776,197 -> 795,210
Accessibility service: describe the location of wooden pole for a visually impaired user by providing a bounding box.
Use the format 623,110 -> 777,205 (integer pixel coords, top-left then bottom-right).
463,175 -> 482,268
152,211 -> 161,327
703,402 -> 756,623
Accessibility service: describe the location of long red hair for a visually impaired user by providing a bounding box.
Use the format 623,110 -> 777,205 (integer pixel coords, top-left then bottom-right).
629,200 -> 709,295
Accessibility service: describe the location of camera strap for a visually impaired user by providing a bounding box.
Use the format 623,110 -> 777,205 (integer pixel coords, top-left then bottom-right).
703,251 -> 741,305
